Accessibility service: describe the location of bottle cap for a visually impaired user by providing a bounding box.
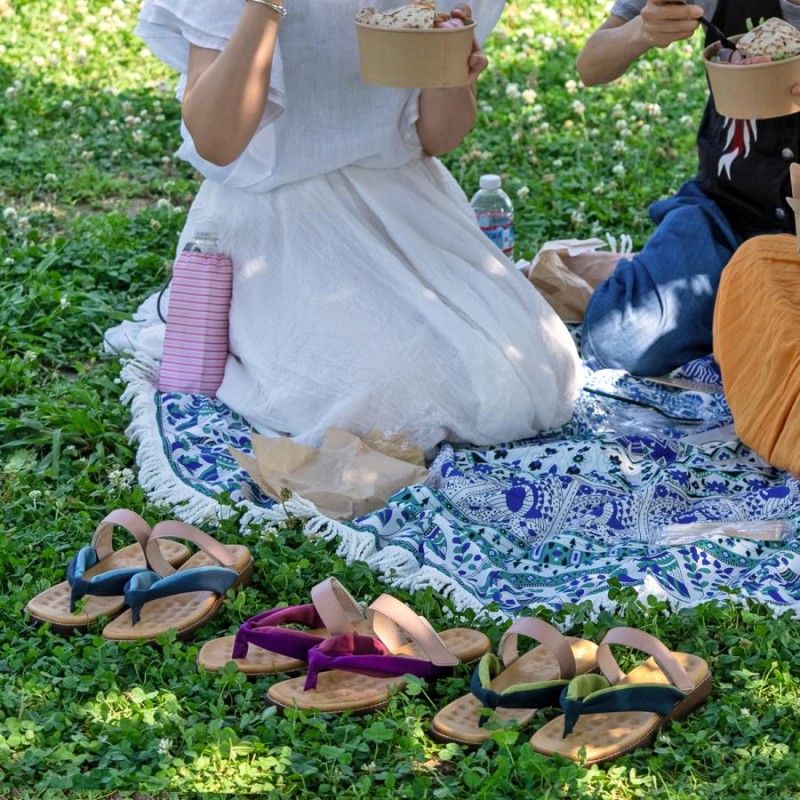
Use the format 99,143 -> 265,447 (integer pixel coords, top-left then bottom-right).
479,174 -> 502,191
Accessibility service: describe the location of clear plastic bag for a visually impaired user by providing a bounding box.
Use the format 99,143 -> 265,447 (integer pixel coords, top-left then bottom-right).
649,519 -> 793,548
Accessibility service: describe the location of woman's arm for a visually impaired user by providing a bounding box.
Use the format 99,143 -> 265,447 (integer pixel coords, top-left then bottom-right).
181,1 -> 283,166
416,4 -> 488,157
577,1 -> 702,87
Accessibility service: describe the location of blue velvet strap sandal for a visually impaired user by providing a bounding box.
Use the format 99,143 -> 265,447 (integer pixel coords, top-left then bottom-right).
26,509 -> 190,634
102,520 -> 254,642
529,626 -> 712,765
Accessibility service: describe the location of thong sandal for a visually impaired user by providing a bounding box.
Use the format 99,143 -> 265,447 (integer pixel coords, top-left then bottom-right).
26,509 -> 191,634
196,577 -> 371,675
529,626 -> 712,765
266,593 -> 490,714
430,617 -> 599,746
102,521 -> 254,642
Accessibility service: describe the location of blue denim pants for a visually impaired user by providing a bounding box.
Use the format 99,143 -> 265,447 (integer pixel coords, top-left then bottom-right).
581,180 -> 744,376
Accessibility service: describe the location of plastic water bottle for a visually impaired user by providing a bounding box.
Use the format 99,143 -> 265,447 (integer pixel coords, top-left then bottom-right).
470,174 -> 515,259
158,226 -> 233,397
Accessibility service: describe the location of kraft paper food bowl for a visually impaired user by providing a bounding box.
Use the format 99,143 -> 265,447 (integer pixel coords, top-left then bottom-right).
355,21 -> 476,89
704,34 -> 800,119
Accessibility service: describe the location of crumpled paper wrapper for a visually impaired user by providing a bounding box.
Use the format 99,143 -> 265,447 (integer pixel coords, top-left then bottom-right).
523,238 -> 636,323
230,427 -> 429,521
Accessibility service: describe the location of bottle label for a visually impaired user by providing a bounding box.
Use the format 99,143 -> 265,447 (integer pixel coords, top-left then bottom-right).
478,217 -> 514,258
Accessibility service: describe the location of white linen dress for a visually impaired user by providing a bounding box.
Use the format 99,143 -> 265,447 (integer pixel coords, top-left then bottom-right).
117,0 -> 582,455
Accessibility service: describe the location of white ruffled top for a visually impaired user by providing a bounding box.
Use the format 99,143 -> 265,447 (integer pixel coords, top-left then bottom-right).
136,0 -> 506,191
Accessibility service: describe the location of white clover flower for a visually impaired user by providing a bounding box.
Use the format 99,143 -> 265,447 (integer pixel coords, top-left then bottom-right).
3,207 -> 17,220
4,86 -> 15,99
4,257 -> 13,266
565,79 -> 578,95
741,708 -> 751,717
571,100 -> 585,115
522,88 -> 537,105
59,296 -> 70,309
611,104 -> 625,119
61,99 -> 73,110
593,183 -> 605,195
480,103 -> 493,114
615,119 -> 628,131
682,61 -> 695,76
640,124 -> 652,136
679,115 -> 693,127
516,186 -> 530,200
24,350 -> 37,362
676,92 -> 687,104
612,163 -> 626,177
156,198 -> 171,210
505,82 -> 521,100
570,210 -> 586,226
612,140 -> 627,154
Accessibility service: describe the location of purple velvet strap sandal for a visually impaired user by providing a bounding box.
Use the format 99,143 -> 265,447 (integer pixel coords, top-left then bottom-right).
196,577 -> 368,675
265,593 -> 491,713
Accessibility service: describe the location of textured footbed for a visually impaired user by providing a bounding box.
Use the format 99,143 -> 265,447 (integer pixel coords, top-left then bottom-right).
196,619 -> 374,675
529,653 -> 712,764
431,637 -> 599,745
102,545 -> 253,642
266,627 -> 490,712
25,539 -> 191,631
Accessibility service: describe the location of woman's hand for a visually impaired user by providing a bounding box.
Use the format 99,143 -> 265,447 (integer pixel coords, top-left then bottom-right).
449,3 -> 487,84
638,0 -> 703,49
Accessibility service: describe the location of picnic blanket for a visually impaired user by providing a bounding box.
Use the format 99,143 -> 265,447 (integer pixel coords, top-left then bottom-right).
115,348 -> 800,621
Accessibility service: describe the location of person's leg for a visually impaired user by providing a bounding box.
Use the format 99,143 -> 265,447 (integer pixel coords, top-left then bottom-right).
581,181 -> 743,376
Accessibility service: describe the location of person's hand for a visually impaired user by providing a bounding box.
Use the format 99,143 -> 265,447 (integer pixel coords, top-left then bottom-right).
448,3 -> 488,84
639,0 -> 703,48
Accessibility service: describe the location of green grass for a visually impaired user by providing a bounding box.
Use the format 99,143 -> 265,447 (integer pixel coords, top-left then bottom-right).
3,0 -> 800,796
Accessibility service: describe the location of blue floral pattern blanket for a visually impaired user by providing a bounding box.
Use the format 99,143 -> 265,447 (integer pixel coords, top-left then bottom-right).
120,353 -> 800,620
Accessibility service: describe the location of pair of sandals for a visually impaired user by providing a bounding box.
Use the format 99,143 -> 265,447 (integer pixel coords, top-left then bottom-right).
26,509 -> 254,641
198,579 -> 712,764
432,619 -> 712,765
197,577 -> 491,713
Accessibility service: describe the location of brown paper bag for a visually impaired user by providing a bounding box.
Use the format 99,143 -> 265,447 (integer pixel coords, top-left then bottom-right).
229,427 -> 429,521
525,238 -> 636,322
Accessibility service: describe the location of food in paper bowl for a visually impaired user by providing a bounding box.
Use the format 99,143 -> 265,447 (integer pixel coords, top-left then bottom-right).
703,17 -> 800,119
354,2 -> 477,89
